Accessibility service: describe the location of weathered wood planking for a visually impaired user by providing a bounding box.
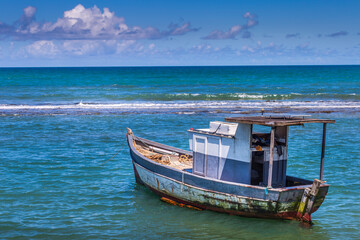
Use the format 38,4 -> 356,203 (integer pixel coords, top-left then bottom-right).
225,116 -> 335,127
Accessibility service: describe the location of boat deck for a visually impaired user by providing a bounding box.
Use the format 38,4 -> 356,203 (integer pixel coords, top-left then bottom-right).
133,139 -> 193,170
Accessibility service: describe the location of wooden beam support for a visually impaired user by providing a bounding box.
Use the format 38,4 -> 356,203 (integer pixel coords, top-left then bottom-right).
267,127 -> 275,188
225,116 -> 335,127
320,123 -> 327,180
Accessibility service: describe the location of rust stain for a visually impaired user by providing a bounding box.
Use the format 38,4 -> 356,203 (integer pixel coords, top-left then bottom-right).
186,205 -> 203,211
161,197 -> 203,211
156,178 -> 159,189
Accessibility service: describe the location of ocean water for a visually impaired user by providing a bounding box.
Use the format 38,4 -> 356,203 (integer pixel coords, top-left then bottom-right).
0,66 -> 359,239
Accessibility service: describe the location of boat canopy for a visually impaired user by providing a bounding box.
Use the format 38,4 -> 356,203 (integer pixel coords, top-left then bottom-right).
225,116 -> 335,127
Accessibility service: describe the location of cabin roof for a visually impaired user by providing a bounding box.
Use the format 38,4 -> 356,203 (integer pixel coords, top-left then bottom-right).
225,116 -> 335,127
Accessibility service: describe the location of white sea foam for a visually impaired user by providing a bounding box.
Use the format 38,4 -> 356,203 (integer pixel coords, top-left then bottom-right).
159,93 -> 301,99
232,93 -> 265,99
1,100 -> 359,112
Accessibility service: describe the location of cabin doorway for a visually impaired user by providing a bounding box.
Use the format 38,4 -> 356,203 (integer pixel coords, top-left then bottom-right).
251,151 -> 264,185
250,124 -> 288,187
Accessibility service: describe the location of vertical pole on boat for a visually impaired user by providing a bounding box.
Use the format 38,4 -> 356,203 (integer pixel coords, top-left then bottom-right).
267,127 -> 275,188
320,123 -> 327,181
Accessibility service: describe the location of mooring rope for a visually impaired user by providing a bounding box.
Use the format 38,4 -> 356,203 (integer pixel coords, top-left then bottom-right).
101,146 -> 124,165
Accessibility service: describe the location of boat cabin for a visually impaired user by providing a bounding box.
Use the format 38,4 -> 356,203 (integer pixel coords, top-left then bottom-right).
187,116 -> 335,188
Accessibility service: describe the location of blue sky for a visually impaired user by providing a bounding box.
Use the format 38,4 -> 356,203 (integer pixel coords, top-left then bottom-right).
0,0 -> 359,66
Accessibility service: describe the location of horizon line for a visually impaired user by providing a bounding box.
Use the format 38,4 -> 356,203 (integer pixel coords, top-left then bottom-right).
1,64 -> 360,68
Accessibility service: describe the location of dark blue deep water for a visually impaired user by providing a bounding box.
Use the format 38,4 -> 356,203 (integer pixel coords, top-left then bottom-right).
0,66 -> 359,239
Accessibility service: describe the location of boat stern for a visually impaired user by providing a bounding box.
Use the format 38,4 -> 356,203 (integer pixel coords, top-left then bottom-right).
278,179 -> 329,224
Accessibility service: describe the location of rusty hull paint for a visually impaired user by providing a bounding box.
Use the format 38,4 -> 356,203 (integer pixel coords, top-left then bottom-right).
161,197 -> 203,211
133,161 -> 328,221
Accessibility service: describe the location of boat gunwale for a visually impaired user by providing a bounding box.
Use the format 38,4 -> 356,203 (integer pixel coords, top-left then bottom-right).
127,133 -> 330,192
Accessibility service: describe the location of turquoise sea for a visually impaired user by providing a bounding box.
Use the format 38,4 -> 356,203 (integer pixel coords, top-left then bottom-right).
0,66 -> 359,239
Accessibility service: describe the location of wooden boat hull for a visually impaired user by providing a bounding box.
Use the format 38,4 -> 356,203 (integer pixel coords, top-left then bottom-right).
127,133 -> 329,222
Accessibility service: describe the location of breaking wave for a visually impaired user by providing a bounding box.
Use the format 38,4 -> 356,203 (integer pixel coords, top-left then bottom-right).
1,100 -> 359,115
119,93 -> 360,101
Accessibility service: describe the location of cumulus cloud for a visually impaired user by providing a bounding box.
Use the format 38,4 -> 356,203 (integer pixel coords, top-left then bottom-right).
326,31 -> 348,37
19,6 -> 36,27
202,12 -> 258,40
18,38 -> 343,65
25,40 -> 60,57
0,4 -> 198,40
22,39 -> 157,58
61,40 -> 115,56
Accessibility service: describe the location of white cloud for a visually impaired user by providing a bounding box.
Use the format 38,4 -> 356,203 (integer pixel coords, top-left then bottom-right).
25,40 -> 60,57
23,6 -> 36,18
19,37 -> 334,63
49,5 -> 125,38
2,4 -> 198,40
62,40 -> 106,56
189,42 -> 288,57
203,12 -> 258,40
21,39 -> 158,58
115,40 -> 137,53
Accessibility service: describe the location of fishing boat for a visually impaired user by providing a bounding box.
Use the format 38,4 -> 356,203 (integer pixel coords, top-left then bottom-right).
126,116 -> 335,224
